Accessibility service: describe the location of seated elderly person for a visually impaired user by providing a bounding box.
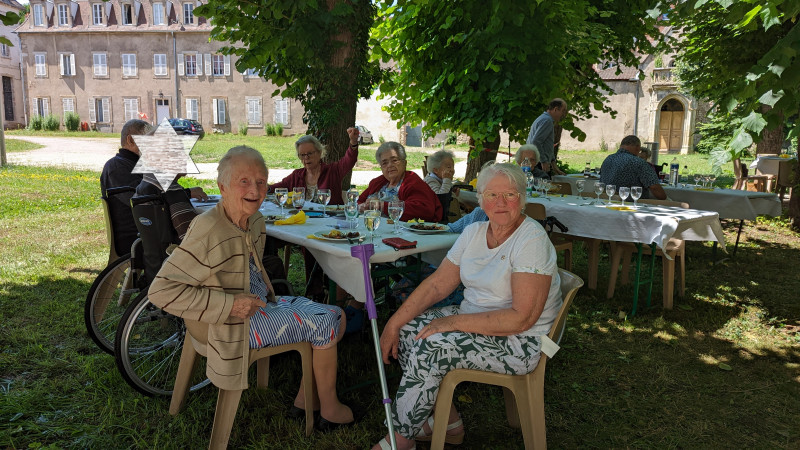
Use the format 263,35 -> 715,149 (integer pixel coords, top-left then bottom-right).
600,135 -> 666,200
424,149 -> 456,194
148,146 -> 353,432
269,128 -> 360,204
372,163 -> 563,449
637,147 -> 659,175
514,144 -> 550,179
358,142 -> 442,222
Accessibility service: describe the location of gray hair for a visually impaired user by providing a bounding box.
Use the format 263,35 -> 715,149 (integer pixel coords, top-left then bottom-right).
217,146 -> 267,186
120,119 -> 152,147
476,162 -> 527,212
639,147 -> 651,158
426,149 -> 455,172
514,144 -> 540,165
375,141 -> 406,162
294,135 -> 327,159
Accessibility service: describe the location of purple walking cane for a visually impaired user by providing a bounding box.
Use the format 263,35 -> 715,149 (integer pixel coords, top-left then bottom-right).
351,243 -> 398,450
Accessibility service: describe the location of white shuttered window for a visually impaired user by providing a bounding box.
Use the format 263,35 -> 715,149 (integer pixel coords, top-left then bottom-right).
186,98 -> 198,120
274,99 -> 290,126
93,53 -> 107,77
246,97 -> 261,125
154,54 -> 167,76
123,98 -> 139,121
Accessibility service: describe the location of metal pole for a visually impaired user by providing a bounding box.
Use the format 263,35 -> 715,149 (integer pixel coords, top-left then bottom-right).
633,74 -> 641,136
172,31 -> 180,117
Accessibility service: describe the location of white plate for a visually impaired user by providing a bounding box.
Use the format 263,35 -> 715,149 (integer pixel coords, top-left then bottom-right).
313,231 -> 364,242
403,222 -> 449,234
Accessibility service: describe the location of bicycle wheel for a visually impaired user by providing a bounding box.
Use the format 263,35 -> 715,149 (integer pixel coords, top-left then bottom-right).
84,254 -> 135,354
114,293 -> 211,397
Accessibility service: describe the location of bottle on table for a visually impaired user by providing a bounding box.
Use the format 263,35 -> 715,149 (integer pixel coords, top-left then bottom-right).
669,157 -> 679,187
521,157 -> 532,174
681,165 -> 689,187
584,162 -> 591,177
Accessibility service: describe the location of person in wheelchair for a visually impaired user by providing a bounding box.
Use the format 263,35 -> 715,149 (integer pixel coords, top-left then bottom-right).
148,146 -> 354,431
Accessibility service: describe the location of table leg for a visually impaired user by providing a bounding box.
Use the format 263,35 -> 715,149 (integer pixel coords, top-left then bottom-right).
630,243 -> 657,316
586,239 -> 601,290
733,220 -> 744,256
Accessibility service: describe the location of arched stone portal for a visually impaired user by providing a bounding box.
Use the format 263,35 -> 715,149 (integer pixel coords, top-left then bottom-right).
658,98 -> 684,152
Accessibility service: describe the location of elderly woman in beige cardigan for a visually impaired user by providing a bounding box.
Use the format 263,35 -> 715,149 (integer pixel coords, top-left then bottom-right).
149,146 -> 354,432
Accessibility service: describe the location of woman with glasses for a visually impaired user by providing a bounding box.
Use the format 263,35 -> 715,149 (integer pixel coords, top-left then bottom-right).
371,163 -> 562,450
357,141 -> 442,222
269,128 -> 360,204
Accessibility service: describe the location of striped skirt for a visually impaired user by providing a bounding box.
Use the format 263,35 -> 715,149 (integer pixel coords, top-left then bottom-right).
248,296 -> 344,350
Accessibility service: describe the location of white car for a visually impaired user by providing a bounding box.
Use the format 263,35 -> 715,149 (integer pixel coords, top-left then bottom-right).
357,125 -> 374,145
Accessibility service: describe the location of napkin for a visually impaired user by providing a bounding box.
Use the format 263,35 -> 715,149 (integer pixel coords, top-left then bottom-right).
306,234 -> 321,240
694,187 -> 715,191
606,205 -> 635,211
275,210 -> 307,225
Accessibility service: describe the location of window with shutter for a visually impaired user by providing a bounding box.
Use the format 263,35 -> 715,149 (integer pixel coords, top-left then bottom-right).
101,98 -> 110,123
205,53 -> 212,76
153,3 -> 165,25
34,4 -> 44,26
93,53 -> 107,77
223,55 -> 231,76
212,98 -> 225,125
62,97 -> 75,114
58,4 -> 69,26
196,53 -> 203,76
186,98 -> 198,120
274,99 -> 290,126
92,3 -> 104,25
246,97 -> 261,125
35,53 -> 47,77
122,54 -> 137,77
88,98 -> 96,122
177,53 -> 185,76
124,98 -> 139,121
154,54 -> 167,76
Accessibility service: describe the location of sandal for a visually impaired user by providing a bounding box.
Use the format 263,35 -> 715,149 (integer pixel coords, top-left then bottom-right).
377,436 -> 415,450
414,415 -> 464,444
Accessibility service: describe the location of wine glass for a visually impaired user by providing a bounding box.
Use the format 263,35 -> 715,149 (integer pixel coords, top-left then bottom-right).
631,186 -> 642,209
292,187 -> 305,210
274,188 -> 288,216
346,187 -> 359,204
605,184 -> 616,205
618,186 -> 630,207
594,182 -> 605,205
693,173 -> 701,188
576,179 -> 586,199
708,174 -> 717,189
388,200 -> 405,234
541,179 -> 551,199
317,188 -> 331,215
703,174 -> 711,188
344,202 -> 358,229
363,209 -> 382,244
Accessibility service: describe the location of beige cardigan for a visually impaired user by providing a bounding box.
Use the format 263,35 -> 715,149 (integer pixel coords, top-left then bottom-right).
148,203 -> 273,391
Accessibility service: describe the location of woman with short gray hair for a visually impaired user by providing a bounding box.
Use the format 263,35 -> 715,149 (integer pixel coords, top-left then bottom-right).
424,149 -> 456,194
513,144 -> 550,179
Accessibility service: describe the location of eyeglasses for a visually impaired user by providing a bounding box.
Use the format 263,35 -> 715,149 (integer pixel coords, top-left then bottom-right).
298,151 -> 318,160
479,191 -> 521,203
379,157 -> 405,167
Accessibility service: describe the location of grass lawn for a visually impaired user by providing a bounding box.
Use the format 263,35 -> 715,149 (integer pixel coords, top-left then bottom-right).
7,129 -> 117,139
4,138 -> 44,153
2,164 -> 798,448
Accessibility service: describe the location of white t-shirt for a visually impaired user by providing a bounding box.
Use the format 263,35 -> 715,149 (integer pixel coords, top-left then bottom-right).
446,216 -> 562,336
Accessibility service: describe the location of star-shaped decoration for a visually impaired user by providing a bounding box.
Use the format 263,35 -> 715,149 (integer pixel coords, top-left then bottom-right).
131,117 -> 200,191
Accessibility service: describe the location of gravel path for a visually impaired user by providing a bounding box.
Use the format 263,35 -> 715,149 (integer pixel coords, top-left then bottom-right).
4,136 -> 468,185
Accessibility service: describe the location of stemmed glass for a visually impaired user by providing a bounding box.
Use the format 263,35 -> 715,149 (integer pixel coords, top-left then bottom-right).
388,200 -> 405,234
317,188 -> 331,216
532,177 -> 541,197
541,179 -> 552,199
344,202 -> 358,229
708,174 -> 717,189
618,186 -> 630,207
594,182 -> 605,205
363,209 -> 382,244
576,179 -> 586,199
274,188 -> 288,217
346,187 -> 359,204
703,174 -> 712,188
292,187 -> 305,210
605,184 -> 616,205
693,174 -> 701,188
631,186 -> 642,209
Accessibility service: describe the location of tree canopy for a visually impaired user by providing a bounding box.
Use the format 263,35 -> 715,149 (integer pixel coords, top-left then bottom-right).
371,0 -> 661,150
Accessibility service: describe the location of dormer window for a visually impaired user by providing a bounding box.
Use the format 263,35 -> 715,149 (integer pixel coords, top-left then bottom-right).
92,3 -> 104,25
121,3 -> 133,25
57,4 -> 70,26
33,4 -> 44,26
183,3 -> 194,25
153,3 -> 165,25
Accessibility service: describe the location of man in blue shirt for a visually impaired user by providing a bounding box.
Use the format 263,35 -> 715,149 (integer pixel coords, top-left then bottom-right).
526,98 -> 568,175
600,135 -> 666,200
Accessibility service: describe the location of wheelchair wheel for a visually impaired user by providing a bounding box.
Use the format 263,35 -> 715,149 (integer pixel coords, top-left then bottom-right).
84,254 -> 135,354
114,293 -> 211,397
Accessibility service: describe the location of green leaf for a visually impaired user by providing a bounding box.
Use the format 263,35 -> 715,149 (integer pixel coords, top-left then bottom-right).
718,362 -> 733,371
741,111 -> 767,134
758,89 -> 784,107
759,5 -> 781,30
730,126 -> 754,153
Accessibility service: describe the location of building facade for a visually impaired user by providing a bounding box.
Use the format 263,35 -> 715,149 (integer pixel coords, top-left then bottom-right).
1,0 -> 25,129
17,0 -> 304,134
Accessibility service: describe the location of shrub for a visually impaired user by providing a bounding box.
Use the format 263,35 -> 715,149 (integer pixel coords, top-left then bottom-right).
28,115 -> 43,131
599,136 -> 609,152
44,114 -> 60,131
238,123 -> 248,136
275,123 -> 283,136
64,112 -> 80,132
446,131 -> 458,145
264,123 -> 276,136
378,135 -> 386,144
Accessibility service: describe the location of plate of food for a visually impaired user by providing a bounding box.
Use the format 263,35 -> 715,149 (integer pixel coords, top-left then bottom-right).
314,230 -> 363,242
403,221 -> 449,234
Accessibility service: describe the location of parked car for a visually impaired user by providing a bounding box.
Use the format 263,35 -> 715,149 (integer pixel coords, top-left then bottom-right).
168,118 -> 205,139
356,125 -> 374,145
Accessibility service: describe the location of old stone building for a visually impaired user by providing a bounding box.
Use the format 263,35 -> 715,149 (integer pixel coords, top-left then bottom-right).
16,0 -> 304,134
0,0 -> 25,129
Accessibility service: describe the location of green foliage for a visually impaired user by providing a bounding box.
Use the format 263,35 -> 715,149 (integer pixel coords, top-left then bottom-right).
654,52 -> 664,68
378,135 -> 386,144
42,114 -> 60,132
28,115 -> 43,131
275,122 -> 284,136
64,112 -> 81,132
238,123 -> 248,136
446,131 -> 458,145
264,123 -> 276,136
371,0 -> 660,146
197,0 -> 384,159
599,136 -> 610,152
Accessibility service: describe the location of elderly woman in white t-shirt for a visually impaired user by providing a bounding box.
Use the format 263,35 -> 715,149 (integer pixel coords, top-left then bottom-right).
371,163 -> 562,450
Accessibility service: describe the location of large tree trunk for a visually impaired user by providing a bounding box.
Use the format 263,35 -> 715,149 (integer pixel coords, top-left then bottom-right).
756,105 -> 783,155
464,133 -> 501,182
790,159 -> 800,230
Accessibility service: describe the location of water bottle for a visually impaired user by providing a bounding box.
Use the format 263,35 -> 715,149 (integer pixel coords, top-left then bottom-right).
584,162 -> 591,177
669,157 -> 679,186
521,157 -> 532,174
681,165 -> 689,187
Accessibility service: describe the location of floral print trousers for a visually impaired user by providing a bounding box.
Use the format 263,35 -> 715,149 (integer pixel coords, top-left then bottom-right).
392,306 -> 542,439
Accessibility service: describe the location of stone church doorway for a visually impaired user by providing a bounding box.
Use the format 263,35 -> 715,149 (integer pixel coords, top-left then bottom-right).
658,99 -> 684,152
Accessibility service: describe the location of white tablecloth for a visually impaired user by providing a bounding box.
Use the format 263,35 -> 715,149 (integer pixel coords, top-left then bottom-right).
749,155 -> 797,176
552,174 -> 602,196
259,203 -> 458,303
662,186 -> 781,221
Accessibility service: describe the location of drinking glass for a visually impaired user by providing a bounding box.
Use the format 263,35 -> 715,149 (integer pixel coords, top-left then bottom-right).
363,209 -> 382,244
317,188 -> 331,215
618,186 -> 630,207
344,202 -> 358,229
594,183 -> 605,205
292,187 -> 305,210
631,186 -> 642,209
576,179 -> 586,199
346,187 -> 359,204
703,174 -> 711,188
532,177 -> 541,196
388,200 -> 405,234
367,196 -> 382,212
541,179 -> 552,199
605,184 -> 616,205
693,174 -> 701,187
709,174 -> 717,189
274,188 -> 288,216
